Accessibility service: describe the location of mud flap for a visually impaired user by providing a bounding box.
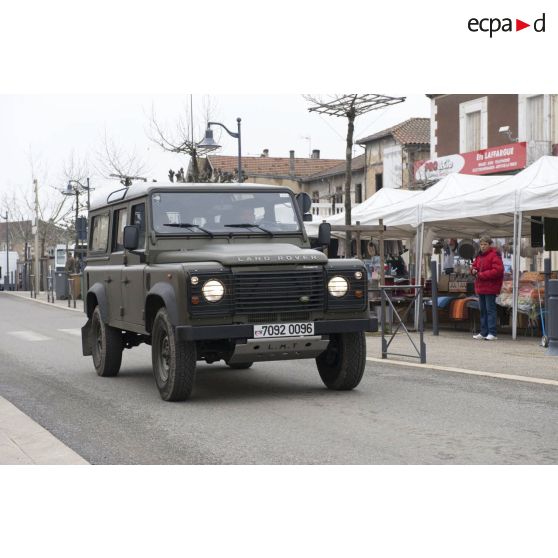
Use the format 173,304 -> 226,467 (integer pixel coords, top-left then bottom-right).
81,319 -> 93,356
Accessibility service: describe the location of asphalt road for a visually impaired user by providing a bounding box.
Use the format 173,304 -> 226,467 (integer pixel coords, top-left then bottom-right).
1,293 -> 558,464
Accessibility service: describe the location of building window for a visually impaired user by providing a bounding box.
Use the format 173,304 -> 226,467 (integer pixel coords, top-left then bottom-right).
459,97 -> 487,153
335,186 -> 343,203
518,94 -> 551,161
526,95 -> 545,141
355,183 -> 362,204
375,173 -> 383,192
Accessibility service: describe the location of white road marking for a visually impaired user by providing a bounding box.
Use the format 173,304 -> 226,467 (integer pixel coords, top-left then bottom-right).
366,357 -> 558,387
8,331 -> 51,342
58,328 -> 82,337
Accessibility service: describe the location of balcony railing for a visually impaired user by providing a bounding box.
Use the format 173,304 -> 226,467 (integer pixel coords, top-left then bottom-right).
527,140 -> 552,165
311,202 -> 361,217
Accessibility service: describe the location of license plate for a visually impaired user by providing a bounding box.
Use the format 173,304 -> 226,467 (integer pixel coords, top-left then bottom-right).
253,322 -> 315,338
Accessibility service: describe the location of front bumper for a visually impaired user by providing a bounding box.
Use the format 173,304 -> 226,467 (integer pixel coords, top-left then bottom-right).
176,317 -> 378,342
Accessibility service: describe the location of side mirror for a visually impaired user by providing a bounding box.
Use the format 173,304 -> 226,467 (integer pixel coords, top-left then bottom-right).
318,222 -> 331,246
123,225 -> 139,251
296,192 -> 312,214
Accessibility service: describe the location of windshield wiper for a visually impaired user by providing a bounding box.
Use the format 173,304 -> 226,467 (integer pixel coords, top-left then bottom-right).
224,223 -> 274,237
163,223 -> 214,238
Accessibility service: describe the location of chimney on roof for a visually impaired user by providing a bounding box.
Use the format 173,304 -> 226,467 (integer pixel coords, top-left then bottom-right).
261,148 -> 269,157
289,150 -> 295,175
311,149 -> 320,159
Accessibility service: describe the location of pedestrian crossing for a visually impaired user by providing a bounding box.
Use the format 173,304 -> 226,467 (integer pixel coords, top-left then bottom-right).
7,328 -> 82,341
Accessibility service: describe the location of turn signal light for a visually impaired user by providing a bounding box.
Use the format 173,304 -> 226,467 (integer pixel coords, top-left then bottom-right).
191,295 -> 201,305
354,289 -> 364,299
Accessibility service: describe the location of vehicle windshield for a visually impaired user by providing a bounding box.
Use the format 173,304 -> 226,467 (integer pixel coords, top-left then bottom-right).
151,191 -> 302,235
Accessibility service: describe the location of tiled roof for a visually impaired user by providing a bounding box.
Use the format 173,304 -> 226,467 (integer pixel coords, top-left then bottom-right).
302,154 -> 366,182
356,117 -> 430,146
207,155 -> 343,178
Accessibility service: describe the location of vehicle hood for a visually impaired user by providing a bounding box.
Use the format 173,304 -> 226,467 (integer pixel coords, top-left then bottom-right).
156,243 -> 328,265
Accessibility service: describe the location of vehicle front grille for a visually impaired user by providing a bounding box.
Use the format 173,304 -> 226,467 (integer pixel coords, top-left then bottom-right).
234,269 -> 325,315
247,312 -> 311,323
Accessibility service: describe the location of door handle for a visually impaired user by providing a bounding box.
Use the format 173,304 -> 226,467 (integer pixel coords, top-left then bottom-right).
104,277 -> 112,284
121,278 -> 130,285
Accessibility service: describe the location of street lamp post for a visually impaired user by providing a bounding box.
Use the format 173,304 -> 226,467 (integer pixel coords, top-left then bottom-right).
1,212 -> 8,290
198,118 -> 243,182
63,179 -> 93,264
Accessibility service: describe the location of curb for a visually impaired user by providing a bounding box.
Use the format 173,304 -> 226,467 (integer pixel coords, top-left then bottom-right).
2,291 -> 83,313
0,396 -> 89,465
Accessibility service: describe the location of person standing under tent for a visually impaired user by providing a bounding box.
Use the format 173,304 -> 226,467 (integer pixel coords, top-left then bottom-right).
471,236 -> 504,341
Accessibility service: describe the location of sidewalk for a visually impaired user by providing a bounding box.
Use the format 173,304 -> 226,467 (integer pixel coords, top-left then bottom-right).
0,396 -> 88,464
366,327 -> 558,384
3,289 -> 84,313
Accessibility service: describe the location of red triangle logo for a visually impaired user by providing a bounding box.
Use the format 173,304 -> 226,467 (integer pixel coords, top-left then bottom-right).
516,19 -> 530,31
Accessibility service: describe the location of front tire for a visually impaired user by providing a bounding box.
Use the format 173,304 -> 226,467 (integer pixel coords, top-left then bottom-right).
152,308 -> 196,401
91,306 -> 123,377
316,332 -> 366,390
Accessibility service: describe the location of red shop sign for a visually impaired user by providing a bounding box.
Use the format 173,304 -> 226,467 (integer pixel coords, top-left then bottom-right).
415,142 -> 527,181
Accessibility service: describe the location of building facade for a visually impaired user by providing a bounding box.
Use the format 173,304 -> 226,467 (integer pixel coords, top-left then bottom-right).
418,94 -> 558,183
301,155 -> 366,218
357,118 -> 431,196
196,149 -> 343,193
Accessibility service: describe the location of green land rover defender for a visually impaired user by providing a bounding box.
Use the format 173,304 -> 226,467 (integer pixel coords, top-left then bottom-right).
81,183 -> 377,401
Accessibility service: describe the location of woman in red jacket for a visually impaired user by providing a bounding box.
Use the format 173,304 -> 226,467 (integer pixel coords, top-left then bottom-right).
471,236 -> 504,341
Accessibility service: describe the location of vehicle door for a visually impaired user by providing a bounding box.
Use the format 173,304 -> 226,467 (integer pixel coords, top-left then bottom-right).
121,202 -> 147,328
107,206 -> 127,326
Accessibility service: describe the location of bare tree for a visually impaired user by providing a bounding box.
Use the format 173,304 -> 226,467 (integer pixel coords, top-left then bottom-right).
305,94 -> 406,256
147,96 -> 218,183
96,131 -> 148,186
25,151 -> 74,260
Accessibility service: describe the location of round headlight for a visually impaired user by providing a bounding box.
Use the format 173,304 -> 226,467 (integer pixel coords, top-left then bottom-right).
328,276 -> 348,298
202,279 -> 225,302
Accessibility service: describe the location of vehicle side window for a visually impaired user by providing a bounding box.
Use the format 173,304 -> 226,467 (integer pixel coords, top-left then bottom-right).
131,203 -> 146,249
112,207 -> 128,252
90,214 -> 110,253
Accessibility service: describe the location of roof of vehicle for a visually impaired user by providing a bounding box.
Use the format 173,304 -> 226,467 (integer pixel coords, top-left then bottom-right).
89,182 -> 295,212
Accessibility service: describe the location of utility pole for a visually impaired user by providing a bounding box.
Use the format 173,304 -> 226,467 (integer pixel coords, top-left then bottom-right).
34,178 -> 40,293
1,212 -> 8,289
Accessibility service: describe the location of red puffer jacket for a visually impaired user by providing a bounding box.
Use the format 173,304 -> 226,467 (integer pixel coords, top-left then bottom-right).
471,247 -> 504,295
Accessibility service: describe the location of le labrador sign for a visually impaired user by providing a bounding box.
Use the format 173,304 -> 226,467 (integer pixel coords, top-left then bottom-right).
414,142 -> 527,182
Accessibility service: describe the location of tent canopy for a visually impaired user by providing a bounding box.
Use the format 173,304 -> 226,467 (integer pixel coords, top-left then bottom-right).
304,187 -> 419,239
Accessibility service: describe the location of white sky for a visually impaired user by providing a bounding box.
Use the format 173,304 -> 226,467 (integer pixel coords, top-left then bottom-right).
0,94 -> 430,202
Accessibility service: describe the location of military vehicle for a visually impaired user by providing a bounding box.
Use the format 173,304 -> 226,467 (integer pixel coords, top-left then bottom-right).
81,182 -> 377,401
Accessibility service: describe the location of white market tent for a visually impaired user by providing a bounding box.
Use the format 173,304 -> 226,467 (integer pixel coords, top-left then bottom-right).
304,186 -> 421,240
383,156 -> 558,339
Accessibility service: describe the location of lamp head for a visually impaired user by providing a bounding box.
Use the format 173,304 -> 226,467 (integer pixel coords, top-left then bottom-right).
197,127 -> 221,152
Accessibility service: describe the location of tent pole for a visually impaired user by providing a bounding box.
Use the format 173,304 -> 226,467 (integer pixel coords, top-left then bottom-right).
414,222 -> 424,330
512,211 -> 522,340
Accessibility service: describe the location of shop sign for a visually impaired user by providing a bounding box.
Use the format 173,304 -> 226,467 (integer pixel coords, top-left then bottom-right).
414,142 -> 527,181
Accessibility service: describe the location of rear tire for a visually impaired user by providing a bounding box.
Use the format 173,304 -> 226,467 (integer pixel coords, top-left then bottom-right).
91,306 -> 123,377
152,308 -> 196,401
226,361 -> 253,370
316,331 -> 366,390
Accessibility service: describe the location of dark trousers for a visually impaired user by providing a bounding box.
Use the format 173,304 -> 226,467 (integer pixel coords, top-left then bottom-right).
479,294 -> 497,336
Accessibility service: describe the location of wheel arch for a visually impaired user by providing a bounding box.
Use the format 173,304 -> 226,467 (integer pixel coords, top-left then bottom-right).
86,283 -> 109,321
145,282 -> 179,333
